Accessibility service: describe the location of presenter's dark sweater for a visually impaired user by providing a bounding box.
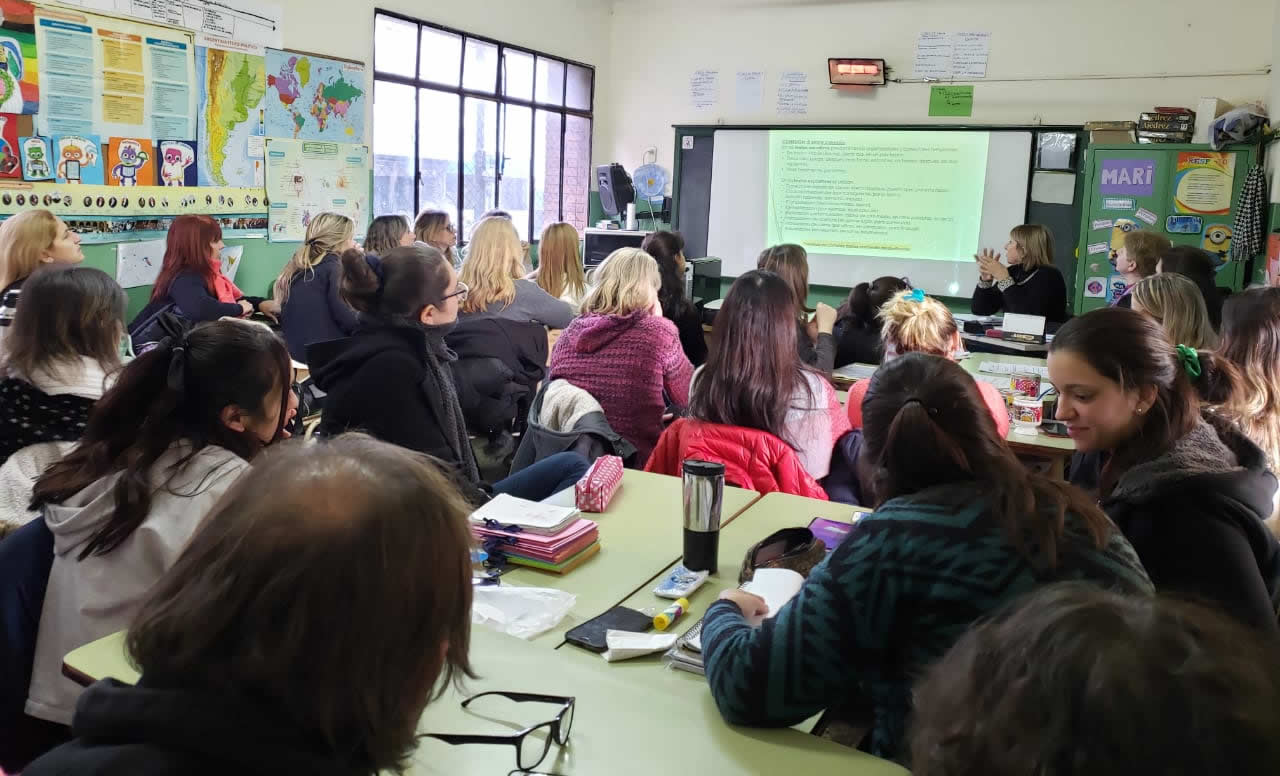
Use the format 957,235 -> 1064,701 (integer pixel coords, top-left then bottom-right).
971,264 -> 1068,323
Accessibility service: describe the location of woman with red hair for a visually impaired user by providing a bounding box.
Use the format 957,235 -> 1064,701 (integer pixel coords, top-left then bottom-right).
129,216 -> 278,340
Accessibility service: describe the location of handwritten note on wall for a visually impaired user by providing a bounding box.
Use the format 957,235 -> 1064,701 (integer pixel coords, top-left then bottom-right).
735,71 -> 764,112
914,31 -> 991,80
690,70 -> 720,110
776,71 -> 808,116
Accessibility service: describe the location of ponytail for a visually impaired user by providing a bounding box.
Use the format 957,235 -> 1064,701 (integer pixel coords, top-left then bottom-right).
339,247 -> 382,314
341,244 -> 449,328
848,283 -> 873,327
1177,346 -> 1239,407
273,212 -> 355,303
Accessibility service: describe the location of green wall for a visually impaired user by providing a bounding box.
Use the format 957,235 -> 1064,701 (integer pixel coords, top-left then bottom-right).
83,239 -> 297,321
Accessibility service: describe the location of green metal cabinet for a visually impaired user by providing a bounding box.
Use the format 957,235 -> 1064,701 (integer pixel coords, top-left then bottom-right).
1073,143 -> 1260,313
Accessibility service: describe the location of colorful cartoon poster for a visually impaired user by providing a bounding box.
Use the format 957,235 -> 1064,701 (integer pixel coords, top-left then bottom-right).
1174,152 -> 1235,215
107,137 -> 154,185
19,135 -> 50,179
157,139 -> 196,186
1202,224 -> 1232,264
0,1 -> 38,115
53,134 -> 103,184
1107,218 -> 1139,261
1105,273 -> 1129,305
0,114 -> 19,178
1099,158 -> 1155,197
1083,276 -> 1107,299
264,49 -> 365,142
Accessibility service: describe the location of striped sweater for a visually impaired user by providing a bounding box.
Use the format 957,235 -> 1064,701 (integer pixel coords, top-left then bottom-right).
702,482 -> 1153,763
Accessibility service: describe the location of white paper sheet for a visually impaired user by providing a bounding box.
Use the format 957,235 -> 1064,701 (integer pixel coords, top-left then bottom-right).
914,31 -> 991,80
776,71 -> 809,115
1031,171 -> 1076,205
735,71 -> 764,112
116,238 -> 167,288
219,245 -> 244,283
740,568 -> 804,626
690,69 -> 719,110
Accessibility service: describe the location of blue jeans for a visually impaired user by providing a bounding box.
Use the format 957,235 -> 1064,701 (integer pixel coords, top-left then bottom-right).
493,452 -> 590,502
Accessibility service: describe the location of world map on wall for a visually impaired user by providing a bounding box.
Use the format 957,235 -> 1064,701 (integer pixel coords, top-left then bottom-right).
265,49 -> 365,142
197,47 -> 266,187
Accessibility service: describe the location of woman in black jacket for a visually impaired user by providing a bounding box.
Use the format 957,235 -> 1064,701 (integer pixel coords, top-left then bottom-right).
1048,307 -> 1280,636
832,275 -> 909,367
274,212 -> 361,361
308,245 -> 587,504
972,224 -> 1067,323
641,231 -> 707,366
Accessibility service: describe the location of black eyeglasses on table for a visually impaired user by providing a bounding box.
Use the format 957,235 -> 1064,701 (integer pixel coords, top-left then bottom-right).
423,691 -> 575,771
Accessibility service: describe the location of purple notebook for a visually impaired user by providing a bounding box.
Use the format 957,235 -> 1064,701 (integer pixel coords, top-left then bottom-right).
809,517 -> 855,552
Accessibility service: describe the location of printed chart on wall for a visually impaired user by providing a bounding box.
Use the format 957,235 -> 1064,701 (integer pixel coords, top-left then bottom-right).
264,49 -> 365,141
51,0 -> 283,52
1174,152 -> 1235,216
35,7 -> 196,140
265,138 -> 368,242
195,45 -> 265,186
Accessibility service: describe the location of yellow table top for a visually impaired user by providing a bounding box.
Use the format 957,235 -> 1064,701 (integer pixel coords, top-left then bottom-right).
498,470 -> 760,640
62,630 -> 138,687
415,624 -> 904,775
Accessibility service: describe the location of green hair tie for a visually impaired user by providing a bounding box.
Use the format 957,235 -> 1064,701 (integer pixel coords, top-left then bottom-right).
1175,344 -> 1202,380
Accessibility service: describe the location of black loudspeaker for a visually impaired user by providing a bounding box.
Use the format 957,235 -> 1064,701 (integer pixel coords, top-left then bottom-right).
596,163 -> 634,217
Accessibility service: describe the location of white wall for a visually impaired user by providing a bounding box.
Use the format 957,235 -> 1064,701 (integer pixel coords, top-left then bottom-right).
602,0 -> 1272,182
272,0 -> 614,159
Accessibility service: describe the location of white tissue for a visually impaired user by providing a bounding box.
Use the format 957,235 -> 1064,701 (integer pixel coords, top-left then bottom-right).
600,629 -> 678,662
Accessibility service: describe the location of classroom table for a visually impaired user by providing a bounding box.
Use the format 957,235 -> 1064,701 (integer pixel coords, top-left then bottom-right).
959,332 -> 1049,354
62,630 -> 138,687
486,470 -> 761,643
414,626 -> 906,776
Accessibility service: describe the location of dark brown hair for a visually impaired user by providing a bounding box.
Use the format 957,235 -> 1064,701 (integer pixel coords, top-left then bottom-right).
363,214 -> 410,256
844,276 -> 909,330
690,270 -> 813,447
641,230 -> 694,322
340,244 -> 451,328
1050,307 -> 1237,494
1218,287 -> 1280,473
860,354 -> 1111,569
1161,244 -> 1223,327
31,320 -> 292,559
1,264 -> 125,381
757,244 -> 811,318
127,434 -> 475,775
910,583 -> 1280,776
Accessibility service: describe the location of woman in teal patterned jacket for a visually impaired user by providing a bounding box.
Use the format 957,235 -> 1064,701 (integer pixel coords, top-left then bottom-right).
701,353 -> 1153,764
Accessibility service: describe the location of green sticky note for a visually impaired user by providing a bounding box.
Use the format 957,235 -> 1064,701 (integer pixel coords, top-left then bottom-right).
929,85 -> 974,117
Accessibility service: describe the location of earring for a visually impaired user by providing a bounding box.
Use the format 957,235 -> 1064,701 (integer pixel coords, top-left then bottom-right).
1136,407 -> 1146,415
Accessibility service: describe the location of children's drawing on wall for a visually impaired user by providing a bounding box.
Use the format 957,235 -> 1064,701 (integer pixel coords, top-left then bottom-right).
0,0 -> 39,115
158,140 -> 197,186
19,135 -> 50,180
54,135 -> 102,185
0,114 -> 20,178
109,138 -> 154,186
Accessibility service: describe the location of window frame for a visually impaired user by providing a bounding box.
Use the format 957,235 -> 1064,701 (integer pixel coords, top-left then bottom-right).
373,9 -> 596,243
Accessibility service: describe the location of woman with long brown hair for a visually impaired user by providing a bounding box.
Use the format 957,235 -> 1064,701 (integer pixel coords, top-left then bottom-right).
1050,306 -> 1280,633
23,434 -> 476,775
689,269 -> 848,481
702,353 -> 1151,763
642,230 -> 707,365
757,244 -> 837,374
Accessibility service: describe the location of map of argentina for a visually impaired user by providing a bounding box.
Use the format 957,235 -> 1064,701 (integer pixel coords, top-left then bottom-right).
196,47 -> 266,188
265,49 -> 365,142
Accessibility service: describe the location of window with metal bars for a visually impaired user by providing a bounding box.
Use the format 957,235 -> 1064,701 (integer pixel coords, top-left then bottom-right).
372,10 -> 594,245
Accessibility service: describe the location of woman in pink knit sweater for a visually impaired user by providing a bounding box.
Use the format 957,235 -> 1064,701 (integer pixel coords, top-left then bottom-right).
548,248 -> 693,462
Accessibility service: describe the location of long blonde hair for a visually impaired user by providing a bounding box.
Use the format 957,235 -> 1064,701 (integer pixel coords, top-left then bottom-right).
0,209 -> 61,289
535,222 -> 585,301
459,216 -> 523,313
273,212 -> 354,303
879,290 -> 958,359
581,248 -> 659,316
1218,288 -> 1280,473
1010,224 -> 1054,270
1132,274 -> 1217,350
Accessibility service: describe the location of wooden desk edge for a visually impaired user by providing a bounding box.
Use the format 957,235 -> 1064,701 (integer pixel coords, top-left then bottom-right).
62,660 -> 97,688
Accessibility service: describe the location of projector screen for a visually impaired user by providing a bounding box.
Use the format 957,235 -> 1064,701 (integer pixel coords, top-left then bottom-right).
707,129 -> 1032,296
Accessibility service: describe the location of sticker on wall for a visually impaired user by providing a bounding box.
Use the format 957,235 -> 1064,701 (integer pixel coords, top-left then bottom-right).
1165,215 -> 1202,234
1108,218 -> 1140,260
1134,207 -> 1158,226
1099,158 -> 1156,197
1084,276 -> 1107,299
0,115 -> 21,179
1268,233 -> 1280,287
1105,273 -> 1130,305
53,134 -> 102,185
1090,218 -> 1113,231
1102,197 -> 1135,211
157,140 -> 197,186
1203,224 -> 1232,264
681,136 -> 694,150
1086,242 -> 1108,255
1174,152 -> 1235,215
108,138 -> 155,186
19,135 -> 50,180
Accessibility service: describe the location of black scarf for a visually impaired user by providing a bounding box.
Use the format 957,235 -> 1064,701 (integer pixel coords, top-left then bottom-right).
0,377 -> 95,464
421,326 -> 480,484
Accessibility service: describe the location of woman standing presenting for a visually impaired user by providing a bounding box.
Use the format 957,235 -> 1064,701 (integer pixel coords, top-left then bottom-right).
972,224 -> 1067,323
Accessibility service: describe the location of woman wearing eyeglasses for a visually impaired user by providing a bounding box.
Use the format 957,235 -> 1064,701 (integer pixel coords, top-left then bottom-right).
22,434 -> 477,776
308,244 -> 588,504
414,208 -> 459,269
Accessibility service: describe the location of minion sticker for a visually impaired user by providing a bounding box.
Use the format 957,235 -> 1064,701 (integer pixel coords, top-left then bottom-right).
1202,225 -> 1232,265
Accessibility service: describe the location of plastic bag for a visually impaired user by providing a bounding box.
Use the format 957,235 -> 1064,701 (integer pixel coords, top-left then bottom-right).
471,585 -> 577,640
1211,102 -> 1269,150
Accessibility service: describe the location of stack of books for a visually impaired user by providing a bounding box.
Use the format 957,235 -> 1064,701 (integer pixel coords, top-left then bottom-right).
470,494 -> 600,574
1138,107 -> 1195,144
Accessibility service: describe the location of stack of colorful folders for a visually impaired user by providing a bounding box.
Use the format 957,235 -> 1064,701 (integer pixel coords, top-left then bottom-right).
470,494 -> 601,574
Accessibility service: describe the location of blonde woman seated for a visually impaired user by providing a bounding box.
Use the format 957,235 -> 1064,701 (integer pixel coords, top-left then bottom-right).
846,289 -> 1011,437
548,248 -> 693,462
459,217 -> 574,330
528,222 -> 587,308
1130,273 -> 1217,350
